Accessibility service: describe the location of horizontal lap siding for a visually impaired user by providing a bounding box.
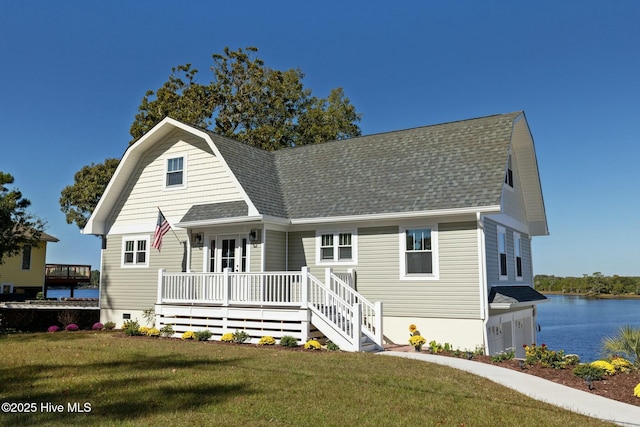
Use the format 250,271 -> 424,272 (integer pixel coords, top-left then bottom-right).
108,129 -> 244,227
101,232 -> 186,310
287,231 -> 314,272
265,230 -> 286,271
485,218 -> 533,286
357,223 -> 481,319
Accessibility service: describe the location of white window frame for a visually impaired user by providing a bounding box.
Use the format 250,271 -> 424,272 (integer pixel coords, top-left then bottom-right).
164,152 -> 187,190
497,226 -> 508,280
121,235 -> 150,268
316,230 -> 357,265
514,232 -> 523,280
399,224 -> 439,280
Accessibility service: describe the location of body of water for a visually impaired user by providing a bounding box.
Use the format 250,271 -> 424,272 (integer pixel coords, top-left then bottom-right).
536,294 -> 640,362
46,288 -> 100,299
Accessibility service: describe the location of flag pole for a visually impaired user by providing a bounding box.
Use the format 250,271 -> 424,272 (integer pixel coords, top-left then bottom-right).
157,207 -> 183,244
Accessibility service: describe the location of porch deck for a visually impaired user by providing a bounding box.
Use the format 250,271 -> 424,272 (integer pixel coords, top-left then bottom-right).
155,268 -> 383,352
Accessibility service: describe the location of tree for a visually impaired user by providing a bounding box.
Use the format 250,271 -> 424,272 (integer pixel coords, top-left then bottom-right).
0,172 -> 44,264
59,159 -> 119,230
61,46 -> 362,230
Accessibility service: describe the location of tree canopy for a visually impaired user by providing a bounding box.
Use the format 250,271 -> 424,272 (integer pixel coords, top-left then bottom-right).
61,46 -> 362,230
0,172 -> 44,264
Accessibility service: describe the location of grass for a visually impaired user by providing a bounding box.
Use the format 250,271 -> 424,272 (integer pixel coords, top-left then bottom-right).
0,332 -> 614,426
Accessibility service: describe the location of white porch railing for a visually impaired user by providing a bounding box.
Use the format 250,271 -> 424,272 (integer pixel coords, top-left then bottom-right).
157,267 -> 383,352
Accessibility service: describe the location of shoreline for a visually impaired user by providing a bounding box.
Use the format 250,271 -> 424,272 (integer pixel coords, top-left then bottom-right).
541,290 -> 640,300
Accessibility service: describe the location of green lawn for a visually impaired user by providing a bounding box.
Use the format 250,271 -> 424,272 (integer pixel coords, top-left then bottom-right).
0,332 -> 613,426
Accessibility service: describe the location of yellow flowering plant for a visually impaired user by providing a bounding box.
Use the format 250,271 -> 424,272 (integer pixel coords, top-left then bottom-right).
146,328 -> 160,337
590,360 -> 616,375
304,339 -> 321,350
181,331 -> 196,340
258,336 -> 276,345
634,383 -> 640,398
220,332 -> 234,342
611,357 -> 632,373
409,335 -> 426,348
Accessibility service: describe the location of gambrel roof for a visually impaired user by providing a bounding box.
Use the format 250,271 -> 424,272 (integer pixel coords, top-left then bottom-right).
85,111 -> 548,236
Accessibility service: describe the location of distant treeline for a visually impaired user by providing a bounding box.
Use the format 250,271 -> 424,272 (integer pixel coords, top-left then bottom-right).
535,273 -> 640,295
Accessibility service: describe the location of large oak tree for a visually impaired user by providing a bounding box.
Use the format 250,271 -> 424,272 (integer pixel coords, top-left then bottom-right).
61,46 -> 362,230
0,172 -> 44,264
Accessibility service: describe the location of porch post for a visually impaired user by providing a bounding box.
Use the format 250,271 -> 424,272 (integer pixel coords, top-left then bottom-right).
354,303 -> 362,352
300,267 -> 309,309
347,268 -> 355,288
156,269 -> 165,305
222,267 -> 231,306
374,301 -> 383,348
325,268 -> 332,291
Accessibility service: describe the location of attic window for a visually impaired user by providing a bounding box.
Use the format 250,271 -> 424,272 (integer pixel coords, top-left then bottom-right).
166,156 -> 185,187
505,155 -> 514,188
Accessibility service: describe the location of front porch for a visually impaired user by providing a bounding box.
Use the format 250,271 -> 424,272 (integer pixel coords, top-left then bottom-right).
155,267 -> 383,352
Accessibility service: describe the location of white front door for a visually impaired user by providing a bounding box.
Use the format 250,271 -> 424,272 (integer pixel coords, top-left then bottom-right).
209,236 -> 248,272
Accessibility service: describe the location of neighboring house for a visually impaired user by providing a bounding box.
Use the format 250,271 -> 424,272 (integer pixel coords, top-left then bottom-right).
84,111 -> 548,355
0,232 -> 59,297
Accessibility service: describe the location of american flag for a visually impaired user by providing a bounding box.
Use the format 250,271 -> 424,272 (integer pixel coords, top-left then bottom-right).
152,210 -> 171,251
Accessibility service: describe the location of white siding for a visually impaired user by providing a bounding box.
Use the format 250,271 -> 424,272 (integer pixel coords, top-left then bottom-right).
484,218 -> 533,286
107,128 -> 244,229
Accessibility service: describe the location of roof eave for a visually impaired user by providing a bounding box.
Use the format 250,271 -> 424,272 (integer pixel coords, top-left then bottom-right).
175,215 -> 265,228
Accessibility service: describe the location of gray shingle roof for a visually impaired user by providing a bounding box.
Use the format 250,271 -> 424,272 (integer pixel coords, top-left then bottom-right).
488,286 -> 547,305
193,112 -> 521,221
181,201 -> 249,223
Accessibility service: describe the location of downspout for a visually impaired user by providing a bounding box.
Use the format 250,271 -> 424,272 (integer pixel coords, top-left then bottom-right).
477,212 -> 490,354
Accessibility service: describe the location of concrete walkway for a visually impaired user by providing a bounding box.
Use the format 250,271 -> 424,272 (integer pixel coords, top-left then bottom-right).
381,351 -> 640,427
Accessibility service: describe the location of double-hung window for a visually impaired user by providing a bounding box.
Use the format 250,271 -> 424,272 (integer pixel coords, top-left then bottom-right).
165,154 -> 186,188
497,226 -> 508,279
505,155 -> 514,188
400,225 -> 438,279
317,231 -> 356,264
514,232 -> 523,279
122,236 -> 149,268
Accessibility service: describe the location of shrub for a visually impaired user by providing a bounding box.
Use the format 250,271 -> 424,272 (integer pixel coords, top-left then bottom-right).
326,341 -> 340,351
524,344 -> 566,368
47,325 -> 60,333
160,324 -> 174,337
139,326 -> 151,335
92,322 -> 104,331
304,339 -> 321,350
611,357 -> 633,373
146,328 -> 160,337
428,340 -> 442,353
563,354 -> 581,366
65,324 -> 79,332
123,320 -> 141,336
232,330 -> 250,344
221,332 -> 234,342
103,321 -> 116,330
181,331 -> 196,340
279,335 -> 298,348
491,347 -> 515,363
573,363 -> 606,381
635,383 -> 640,398
194,330 -> 213,341
590,360 -> 616,375
258,336 -> 276,346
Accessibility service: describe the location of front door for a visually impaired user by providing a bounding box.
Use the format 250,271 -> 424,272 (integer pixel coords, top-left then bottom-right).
209,236 -> 248,272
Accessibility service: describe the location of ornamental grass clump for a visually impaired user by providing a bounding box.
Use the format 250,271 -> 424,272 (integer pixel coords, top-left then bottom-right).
103,321 -> 116,330
232,330 -> 250,344
304,339 -> 321,350
220,332 -> 234,342
602,325 -> 640,367
47,325 -> 60,333
160,324 -> 174,337
279,335 -> 298,348
194,330 -> 213,341
65,324 -> 79,332
123,320 -> 142,336
258,336 -> 276,346
181,331 -> 196,340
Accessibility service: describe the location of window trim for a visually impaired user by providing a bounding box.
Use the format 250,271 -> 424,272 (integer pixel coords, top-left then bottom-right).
399,224 -> 439,281
514,232 -> 523,280
315,230 -> 357,265
504,154 -> 514,189
497,226 -> 508,280
121,235 -> 150,268
163,152 -> 187,190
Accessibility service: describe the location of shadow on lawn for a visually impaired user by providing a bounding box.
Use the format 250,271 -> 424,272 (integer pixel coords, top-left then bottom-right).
0,354 -> 251,425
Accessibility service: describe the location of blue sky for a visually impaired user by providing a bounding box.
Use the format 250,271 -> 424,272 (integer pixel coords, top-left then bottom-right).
1,1 -> 639,277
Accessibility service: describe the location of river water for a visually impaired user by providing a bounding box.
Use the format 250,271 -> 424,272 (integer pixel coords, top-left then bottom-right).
536,294 -> 640,362
46,288 -> 100,299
